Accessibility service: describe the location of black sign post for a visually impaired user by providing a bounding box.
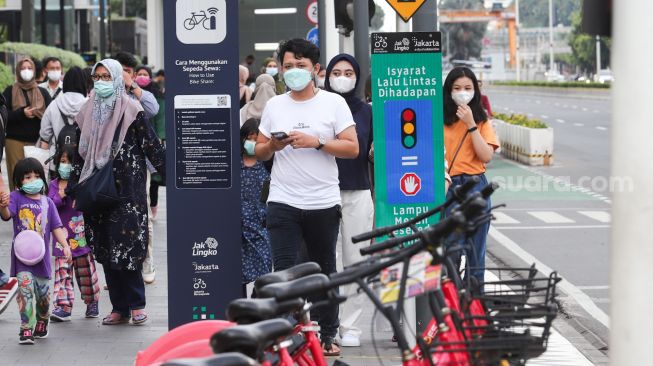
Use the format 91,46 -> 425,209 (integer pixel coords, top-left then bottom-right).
163,0 -> 241,329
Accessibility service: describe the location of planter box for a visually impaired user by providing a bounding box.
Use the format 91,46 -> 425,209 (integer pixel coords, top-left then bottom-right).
493,119 -> 554,166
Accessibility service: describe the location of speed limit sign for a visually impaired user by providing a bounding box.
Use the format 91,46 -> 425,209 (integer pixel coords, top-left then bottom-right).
306,1 -> 318,24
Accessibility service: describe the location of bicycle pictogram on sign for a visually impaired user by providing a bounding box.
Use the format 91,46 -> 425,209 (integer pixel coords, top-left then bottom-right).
183,8 -> 219,30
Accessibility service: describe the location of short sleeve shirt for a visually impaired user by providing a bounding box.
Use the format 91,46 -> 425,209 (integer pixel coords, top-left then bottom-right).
8,191 -> 63,279
444,120 -> 499,177
259,91 -> 355,209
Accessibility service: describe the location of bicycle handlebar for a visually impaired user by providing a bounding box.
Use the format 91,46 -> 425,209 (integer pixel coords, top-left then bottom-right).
351,177 -> 482,243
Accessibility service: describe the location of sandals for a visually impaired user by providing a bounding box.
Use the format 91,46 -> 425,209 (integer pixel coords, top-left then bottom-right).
131,312 -> 148,325
322,339 -> 341,357
101,312 -> 130,325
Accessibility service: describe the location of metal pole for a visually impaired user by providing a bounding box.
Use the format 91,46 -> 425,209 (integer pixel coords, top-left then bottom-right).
595,35 -> 601,75
353,0 -> 370,99
548,0 -> 554,73
610,0 -> 653,364
516,0 -> 521,81
412,0 -> 437,32
41,0 -> 47,45
122,0 -> 126,17
318,0 -> 327,66
396,14 -> 411,33
99,0 -> 106,58
21,0 -> 34,43
59,0 -> 65,49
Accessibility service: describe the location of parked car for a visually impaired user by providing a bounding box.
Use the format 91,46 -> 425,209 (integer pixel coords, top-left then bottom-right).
594,69 -> 614,84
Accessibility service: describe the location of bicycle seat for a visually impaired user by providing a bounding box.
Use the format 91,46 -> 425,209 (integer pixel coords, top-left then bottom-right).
258,273 -> 330,301
254,262 -> 322,293
163,353 -> 256,366
210,319 -> 293,360
226,298 -> 304,324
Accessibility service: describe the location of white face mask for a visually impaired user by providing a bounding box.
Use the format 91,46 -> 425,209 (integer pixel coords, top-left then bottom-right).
265,67 -> 278,76
329,76 -> 356,94
452,90 -> 475,106
316,77 -> 325,88
20,69 -> 34,82
47,70 -> 62,82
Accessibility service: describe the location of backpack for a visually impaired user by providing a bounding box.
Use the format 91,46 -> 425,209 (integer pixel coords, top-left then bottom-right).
45,108 -> 78,165
56,108 -> 79,152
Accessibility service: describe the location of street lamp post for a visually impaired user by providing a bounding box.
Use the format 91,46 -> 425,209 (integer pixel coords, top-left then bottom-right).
516,0 -> 521,81
548,0 -> 554,74
595,35 -> 601,76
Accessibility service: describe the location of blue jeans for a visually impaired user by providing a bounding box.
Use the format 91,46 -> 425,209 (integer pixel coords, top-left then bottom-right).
446,173 -> 491,284
0,269 -> 8,286
266,202 -> 341,340
103,266 -> 146,317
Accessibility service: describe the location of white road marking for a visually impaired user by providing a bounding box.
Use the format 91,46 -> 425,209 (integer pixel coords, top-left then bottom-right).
573,123 -> 584,127
593,110 -> 600,113
572,105 -> 578,109
528,211 -> 575,224
491,212 -> 520,225
596,126 -> 607,131
541,115 -> 549,119
582,107 -> 588,111
489,227 -> 611,328
556,119 -> 565,123
577,285 -> 611,290
495,225 -> 610,230
578,211 -> 611,223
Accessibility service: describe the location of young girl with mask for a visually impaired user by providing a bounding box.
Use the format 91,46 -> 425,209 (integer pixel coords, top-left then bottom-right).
443,67 -> 499,285
240,118 -> 272,297
48,145 -> 100,322
0,157 -> 71,344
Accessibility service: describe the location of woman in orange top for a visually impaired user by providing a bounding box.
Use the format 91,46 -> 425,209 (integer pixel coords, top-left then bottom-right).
443,67 -> 499,285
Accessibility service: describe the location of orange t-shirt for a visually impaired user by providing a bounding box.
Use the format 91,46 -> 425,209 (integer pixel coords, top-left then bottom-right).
444,120 -> 499,177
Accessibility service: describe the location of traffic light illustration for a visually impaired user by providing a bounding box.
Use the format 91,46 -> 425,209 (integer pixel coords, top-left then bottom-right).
401,108 -> 417,149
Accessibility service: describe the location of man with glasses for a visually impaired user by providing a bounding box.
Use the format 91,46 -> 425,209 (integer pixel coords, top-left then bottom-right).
255,38 -> 359,356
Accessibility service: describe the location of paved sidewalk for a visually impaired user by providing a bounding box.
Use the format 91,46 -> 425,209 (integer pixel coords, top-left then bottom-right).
0,191 -> 603,365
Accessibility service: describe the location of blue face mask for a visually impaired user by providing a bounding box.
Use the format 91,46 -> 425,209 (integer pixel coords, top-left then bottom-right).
283,68 -> 313,91
244,140 -> 256,156
21,179 -> 44,195
58,163 -> 72,180
94,80 -> 115,98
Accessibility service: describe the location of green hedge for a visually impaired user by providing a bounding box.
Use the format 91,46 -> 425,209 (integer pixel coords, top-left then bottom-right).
0,42 -> 86,70
0,62 -> 12,92
494,113 -> 548,129
492,80 -> 610,89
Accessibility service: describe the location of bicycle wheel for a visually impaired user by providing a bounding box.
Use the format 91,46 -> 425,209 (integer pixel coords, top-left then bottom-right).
183,18 -> 195,30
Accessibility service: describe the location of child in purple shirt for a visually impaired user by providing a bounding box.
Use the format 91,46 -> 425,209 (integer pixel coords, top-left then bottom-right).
0,158 -> 70,345
48,146 -> 100,322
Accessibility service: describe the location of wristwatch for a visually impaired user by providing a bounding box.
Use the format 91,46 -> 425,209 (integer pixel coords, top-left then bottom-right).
316,135 -> 326,150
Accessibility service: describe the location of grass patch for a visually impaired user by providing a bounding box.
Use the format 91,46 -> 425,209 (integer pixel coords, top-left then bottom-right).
494,113 -> 548,129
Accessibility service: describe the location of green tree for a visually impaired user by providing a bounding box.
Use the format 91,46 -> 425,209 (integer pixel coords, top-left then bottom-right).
568,10 -> 610,73
440,0 -> 487,60
518,0 -> 580,28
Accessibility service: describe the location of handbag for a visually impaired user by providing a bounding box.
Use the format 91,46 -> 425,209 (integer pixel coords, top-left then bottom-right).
69,117 -> 124,215
23,145 -> 51,173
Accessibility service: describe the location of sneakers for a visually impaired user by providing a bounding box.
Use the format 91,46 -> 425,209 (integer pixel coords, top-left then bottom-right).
85,302 -> 99,318
50,307 -> 71,322
34,320 -> 49,338
340,330 -> 361,347
0,277 -> 18,315
19,329 -> 34,345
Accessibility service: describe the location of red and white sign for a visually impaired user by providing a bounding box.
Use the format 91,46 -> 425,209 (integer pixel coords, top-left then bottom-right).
306,1 -> 318,24
400,173 -> 421,196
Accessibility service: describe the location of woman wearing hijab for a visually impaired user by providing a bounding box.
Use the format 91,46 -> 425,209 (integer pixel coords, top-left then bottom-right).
68,59 -> 165,326
39,66 -> 89,175
2,58 -> 52,190
239,65 -> 252,108
324,54 -> 374,348
240,74 -> 277,125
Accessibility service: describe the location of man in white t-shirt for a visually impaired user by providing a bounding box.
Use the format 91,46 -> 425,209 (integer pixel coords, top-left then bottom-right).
256,39 -> 359,356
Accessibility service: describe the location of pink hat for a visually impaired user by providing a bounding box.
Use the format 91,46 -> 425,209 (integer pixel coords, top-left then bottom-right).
14,230 -> 45,266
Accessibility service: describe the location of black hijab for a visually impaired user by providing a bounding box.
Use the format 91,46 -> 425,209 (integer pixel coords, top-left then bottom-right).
324,54 -> 365,114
